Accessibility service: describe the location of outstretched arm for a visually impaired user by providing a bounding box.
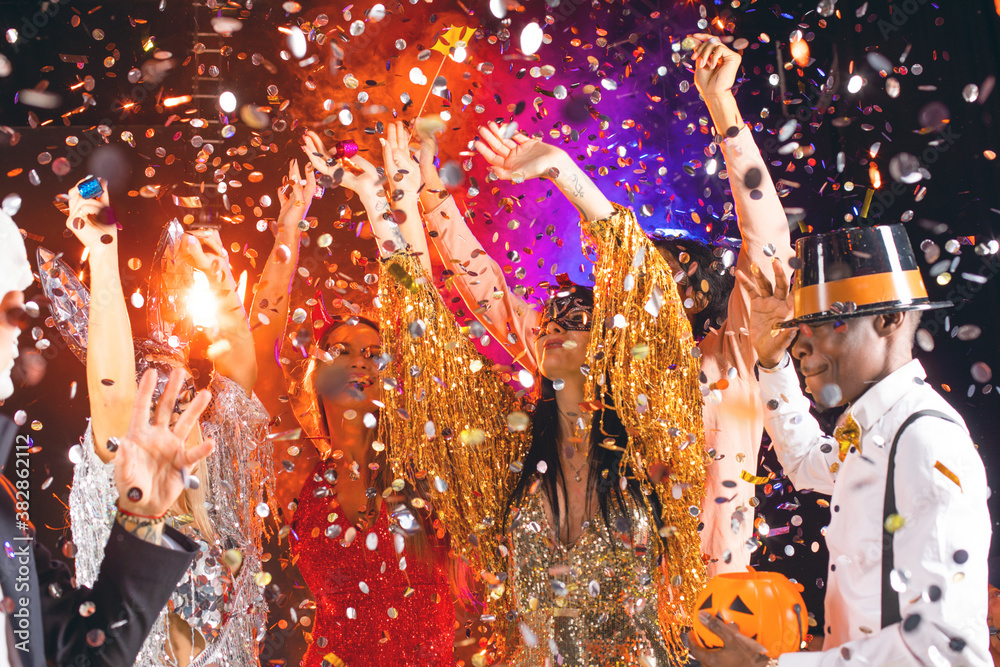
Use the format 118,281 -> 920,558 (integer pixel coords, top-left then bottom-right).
474,121 -> 615,222
41,369 -> 216,664
178,227 -> 257,395
250,160 -> 315,419
417,127 -> 541,372
689,34 -> 794,350
301,128 -> 412,266
380,121 -> 432,275
65,178 -> 135,463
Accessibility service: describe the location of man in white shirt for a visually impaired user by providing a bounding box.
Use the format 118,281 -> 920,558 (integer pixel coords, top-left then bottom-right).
690,224 -> 990,667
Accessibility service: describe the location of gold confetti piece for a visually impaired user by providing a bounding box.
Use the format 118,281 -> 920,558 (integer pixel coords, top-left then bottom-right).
321,653 -> 346,667
934,461 -> 963,490
884,513 -> 906,534
740,470 -> 770,485
222,549 -> 244,573
268,428 -> 303,441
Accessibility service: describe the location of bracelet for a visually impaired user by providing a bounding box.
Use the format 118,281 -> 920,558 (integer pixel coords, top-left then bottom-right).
115,510 -> 167,527
116,504 -> 168,523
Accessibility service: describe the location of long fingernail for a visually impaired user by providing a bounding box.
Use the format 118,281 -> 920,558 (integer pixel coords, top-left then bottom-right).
698,611 -> 711,623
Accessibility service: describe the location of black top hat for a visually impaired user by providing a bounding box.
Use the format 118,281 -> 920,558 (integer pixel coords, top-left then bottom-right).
778,224 -> 952,329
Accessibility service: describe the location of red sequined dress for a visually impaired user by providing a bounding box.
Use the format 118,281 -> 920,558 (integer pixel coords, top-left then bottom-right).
291,459 -> 455,667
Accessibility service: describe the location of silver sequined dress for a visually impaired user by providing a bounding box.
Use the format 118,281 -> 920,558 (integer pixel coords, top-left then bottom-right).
69,375 -> 273,667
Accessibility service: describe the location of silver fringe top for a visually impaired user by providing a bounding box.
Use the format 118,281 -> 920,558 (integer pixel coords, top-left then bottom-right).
69,375 -> 274,666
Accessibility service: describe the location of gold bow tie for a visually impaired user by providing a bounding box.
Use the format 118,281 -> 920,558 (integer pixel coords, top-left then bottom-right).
833,412 -> 861,462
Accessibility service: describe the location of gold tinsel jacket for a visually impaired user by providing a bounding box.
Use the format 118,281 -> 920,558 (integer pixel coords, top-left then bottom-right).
378,203 -> 708,658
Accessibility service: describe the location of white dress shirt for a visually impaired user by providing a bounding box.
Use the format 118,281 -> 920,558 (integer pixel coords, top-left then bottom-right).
758,355 -> 991,667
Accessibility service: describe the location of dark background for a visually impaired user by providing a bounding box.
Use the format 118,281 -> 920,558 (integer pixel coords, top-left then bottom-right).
0,0 -> 998,659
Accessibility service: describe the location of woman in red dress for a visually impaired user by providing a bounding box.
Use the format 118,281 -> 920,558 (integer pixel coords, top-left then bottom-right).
250,156 -> 457,666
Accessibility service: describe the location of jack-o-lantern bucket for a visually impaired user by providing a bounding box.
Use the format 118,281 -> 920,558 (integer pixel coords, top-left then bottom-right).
691,570 -> 808,657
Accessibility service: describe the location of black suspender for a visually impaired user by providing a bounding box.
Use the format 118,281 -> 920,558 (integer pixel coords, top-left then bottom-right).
881,409 -> 959,629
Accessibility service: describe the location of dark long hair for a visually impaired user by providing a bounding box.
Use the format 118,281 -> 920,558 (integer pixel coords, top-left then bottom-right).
650,237 -> 736,338
503,369 -> 664,544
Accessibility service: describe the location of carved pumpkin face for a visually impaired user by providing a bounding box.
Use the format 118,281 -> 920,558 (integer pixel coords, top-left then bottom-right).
692,571 -> 808,657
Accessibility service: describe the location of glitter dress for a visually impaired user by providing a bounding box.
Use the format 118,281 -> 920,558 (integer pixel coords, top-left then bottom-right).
507,494 -> 669,667
378,204 -> 707,663
69,375 -> 273,667
290,458 -> 455,667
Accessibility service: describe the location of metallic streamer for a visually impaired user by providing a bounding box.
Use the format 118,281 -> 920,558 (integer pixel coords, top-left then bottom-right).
582,204 -> 708,653
378,201 -> 707,663
69,374 -> 273,667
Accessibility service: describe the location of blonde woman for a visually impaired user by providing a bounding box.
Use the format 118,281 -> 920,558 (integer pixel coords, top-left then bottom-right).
52,179 -> 272,667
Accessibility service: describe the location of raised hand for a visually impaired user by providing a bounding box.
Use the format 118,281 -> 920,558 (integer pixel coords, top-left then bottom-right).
178,228 -> 231,284
689,33 -> 742,99
114,368 -> 215,520
473,121 -> 568,183
414,116 -> 448,210
380,120 -> 421,206
65,176 -> 115,248
276,158 -> 317,233
735,256 -> 796,368
302,130 -> 381,202
301,130 -> 340,179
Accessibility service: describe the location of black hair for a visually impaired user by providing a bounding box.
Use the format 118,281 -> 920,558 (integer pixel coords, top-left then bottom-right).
503,285 -> 664,544
650,237 -> 736,338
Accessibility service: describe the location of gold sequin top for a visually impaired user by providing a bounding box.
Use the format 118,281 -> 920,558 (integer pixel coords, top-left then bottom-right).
379,204 -> 707,662
507,492 -> 668,667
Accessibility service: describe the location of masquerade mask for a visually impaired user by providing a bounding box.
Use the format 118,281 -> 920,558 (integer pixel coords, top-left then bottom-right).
537,288 -> 594,337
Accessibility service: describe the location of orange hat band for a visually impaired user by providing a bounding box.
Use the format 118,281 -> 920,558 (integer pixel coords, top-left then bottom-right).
795,269 -> 929,318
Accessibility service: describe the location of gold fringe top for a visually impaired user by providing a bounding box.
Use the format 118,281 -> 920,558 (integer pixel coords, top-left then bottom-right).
378,203 -> 707,660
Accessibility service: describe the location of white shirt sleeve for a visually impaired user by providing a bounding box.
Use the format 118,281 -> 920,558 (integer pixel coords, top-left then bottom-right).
757,353 -> 840,496
777,413 -> 991,667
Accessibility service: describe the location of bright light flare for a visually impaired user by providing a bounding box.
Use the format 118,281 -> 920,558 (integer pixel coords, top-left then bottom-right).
847,75 -> 863,94
520,22 -> 543,56
236,270 -> 248,308
790,37 -> 810,67
869,162 -> 882,189
450,44 -> 467,62
188,270 -> 219,328
163,94 -> 192,107
219,91 -> 237,113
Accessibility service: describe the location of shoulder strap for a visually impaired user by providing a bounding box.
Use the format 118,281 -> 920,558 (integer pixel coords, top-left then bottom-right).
881,409 -> 959,628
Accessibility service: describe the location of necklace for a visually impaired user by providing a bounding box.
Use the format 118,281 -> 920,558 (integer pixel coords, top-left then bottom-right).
564,449 -> 588,482
560,412 -> 592,483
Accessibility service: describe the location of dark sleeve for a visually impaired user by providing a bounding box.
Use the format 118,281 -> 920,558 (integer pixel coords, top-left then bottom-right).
38,521 -> 197,666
